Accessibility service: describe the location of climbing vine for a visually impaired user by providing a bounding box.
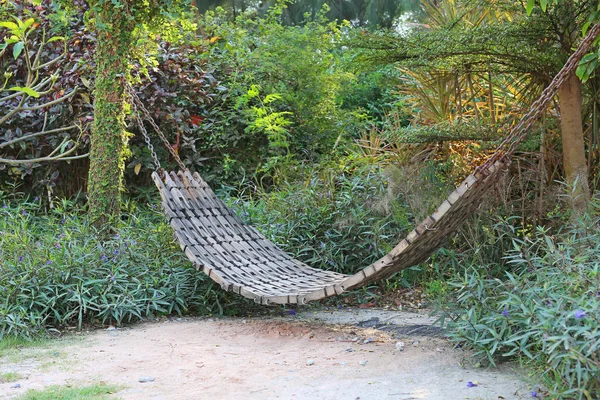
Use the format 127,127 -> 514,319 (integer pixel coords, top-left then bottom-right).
84,0 -> 193,229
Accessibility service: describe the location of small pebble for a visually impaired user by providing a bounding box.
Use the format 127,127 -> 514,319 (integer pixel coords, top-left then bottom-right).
363,338 -> 374,344
10,383 -> 21,389
138,376 -> 155,383
359,360 -> 368,366
344,347 -> 355,352
306,359 -> 315,366
395,341 -> 405,351
435,347 -> 444,352
412,341 -> 420,346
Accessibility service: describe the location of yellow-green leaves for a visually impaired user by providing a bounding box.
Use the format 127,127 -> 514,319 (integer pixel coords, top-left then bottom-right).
7,86 -> 40,98
0,17 -> 36,59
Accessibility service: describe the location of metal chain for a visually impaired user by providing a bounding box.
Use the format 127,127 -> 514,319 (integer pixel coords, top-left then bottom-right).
129,91 -> 161,170
481,21 -> 600,170
125,84 -> 188,172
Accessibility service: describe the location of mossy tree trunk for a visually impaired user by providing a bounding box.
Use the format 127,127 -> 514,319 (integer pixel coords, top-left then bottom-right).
558,72 -> 589,214
87,1 -> 133,229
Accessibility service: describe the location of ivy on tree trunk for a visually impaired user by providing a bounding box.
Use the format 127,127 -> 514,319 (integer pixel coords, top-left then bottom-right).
87,1 -> 133,229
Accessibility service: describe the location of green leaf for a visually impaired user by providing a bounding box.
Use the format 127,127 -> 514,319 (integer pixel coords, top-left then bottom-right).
60,140 -> 71,154
8,86 -> 40,98
23,18 -> 35,31
582,21 -> 591,36
0,21 -> 18,31
525,0 -> 535,15
47,36 -> 66,43
263,93 -> 282,104
576,63 -> 589,82
540,0 -> 548,12
12,41 -> 24,59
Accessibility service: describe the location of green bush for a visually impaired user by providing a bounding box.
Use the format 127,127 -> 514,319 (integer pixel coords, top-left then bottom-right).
445,220 -> 600,399
0,196 -> 236,340
227,160 -> 416,275
197,3 -> 371,184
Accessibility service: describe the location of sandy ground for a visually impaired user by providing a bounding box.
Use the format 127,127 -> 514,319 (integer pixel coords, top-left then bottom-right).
0,308 -> 535,400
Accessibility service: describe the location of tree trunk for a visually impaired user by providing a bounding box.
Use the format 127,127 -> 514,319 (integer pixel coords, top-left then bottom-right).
558,72 -> 589,214
87,3 -> 132,229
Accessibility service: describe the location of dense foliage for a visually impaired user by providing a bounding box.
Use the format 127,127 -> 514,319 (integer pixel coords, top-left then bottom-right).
0,1 -> 220,197
230,162 -> 431,275
196,0 -> 420,29
0,196 -> 242,339
0,1 -> 91,195
193,2 -> 403,185
444,218 -> 600,399
1,0 -> 600,397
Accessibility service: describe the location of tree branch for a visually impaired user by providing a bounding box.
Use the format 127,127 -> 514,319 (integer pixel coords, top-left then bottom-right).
0,125 -> 79,149
19,87 -> 79,111
0,152 -> 89,165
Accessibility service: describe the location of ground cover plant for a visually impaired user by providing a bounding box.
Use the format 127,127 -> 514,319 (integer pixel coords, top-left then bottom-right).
0,195 -> 242,340
230,163 -> 413,275
441,215 -> 600,399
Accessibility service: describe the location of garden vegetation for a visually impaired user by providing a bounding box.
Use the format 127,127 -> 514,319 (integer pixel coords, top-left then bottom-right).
1,0 -> 599,398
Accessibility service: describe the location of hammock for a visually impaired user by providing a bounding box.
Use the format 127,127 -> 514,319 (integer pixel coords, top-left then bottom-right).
129,22 -> 600,305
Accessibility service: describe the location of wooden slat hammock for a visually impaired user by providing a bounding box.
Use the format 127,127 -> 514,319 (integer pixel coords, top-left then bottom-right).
128,22 -> 600,305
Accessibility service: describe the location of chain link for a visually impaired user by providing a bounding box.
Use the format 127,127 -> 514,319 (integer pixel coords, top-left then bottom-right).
481,21 -> 600,170
129,92 -> 161,170
125,84 -> 188,172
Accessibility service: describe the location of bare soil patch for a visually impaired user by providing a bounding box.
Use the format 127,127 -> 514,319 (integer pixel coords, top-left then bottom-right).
0,309 -> 533,399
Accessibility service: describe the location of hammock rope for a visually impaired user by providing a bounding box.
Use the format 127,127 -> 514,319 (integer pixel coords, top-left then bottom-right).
128,22 -> 600,305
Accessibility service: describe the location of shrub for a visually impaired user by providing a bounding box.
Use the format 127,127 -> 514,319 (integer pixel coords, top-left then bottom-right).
0,0 -> 219,197
0,1 -> 92,195
445,219 -> 600,399
197,3 -> 369,184
227,160 -> 417,275
0,195 -> 240,340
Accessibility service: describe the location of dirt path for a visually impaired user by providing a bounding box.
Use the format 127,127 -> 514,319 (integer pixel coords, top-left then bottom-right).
1,308 -> 534,399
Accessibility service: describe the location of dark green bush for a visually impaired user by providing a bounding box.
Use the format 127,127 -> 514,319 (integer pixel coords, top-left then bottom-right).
445,220 -> 600,399
0,196 -> 235,340
227,161 -> 417,275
